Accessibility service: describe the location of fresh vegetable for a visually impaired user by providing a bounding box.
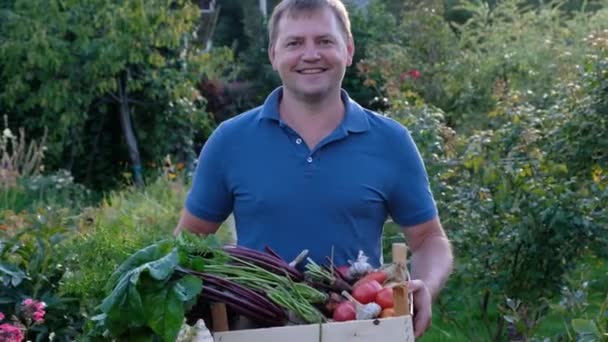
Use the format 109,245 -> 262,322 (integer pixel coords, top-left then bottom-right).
336,265 -> 351,281
341,291 -> 382,320
379,307 -> 395,318
304,258 -> 352,293
347,250 -> 374,279
375,287 -> 394,309
268,286 -> 325,323
176,267 -> 286,319
95,240 -> 204,342
332,301 -> 356,322
289,249 -> 310,268
352,263 -> 401,288
222,245 -> 304,281
264,245 -> 285,261
95,233 -> 332,340
351,280 -> 383,304
353,270 -> 388,287
199,255 -> 325,323
323,292 -> 344,314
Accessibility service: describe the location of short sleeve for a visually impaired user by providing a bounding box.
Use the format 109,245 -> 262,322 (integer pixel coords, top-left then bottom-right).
184,123 -> 233,222
387,127 -> 438,227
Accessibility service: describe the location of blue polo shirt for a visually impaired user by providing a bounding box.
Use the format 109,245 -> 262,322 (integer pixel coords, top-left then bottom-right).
185,87 -> 437,268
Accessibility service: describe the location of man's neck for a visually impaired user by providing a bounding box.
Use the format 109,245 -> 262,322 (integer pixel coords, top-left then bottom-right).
279,88 -> 345,148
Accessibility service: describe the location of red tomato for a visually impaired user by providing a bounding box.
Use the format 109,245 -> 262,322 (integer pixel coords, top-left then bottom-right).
353,271 -> 388,287
333,301 -> 356,322
352,280 -> 383,304
375,287 -> 394,309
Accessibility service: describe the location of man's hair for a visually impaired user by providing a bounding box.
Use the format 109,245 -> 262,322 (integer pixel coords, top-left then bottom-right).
267,0 -> 352,47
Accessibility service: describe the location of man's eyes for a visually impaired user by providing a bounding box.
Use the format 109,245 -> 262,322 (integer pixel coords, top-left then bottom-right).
284,39 -> 334,48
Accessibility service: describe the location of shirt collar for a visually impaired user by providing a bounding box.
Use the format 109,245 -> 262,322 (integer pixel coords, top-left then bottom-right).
257,86 -> 370,133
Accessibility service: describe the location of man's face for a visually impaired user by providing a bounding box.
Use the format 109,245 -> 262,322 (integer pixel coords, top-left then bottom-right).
269,7 -> 354,101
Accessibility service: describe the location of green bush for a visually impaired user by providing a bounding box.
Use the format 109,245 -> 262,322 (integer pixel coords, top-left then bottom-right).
0,0 -> 234,189
58,176 -> 234,310
1,207 -> 84,341
357,0 -> 608,132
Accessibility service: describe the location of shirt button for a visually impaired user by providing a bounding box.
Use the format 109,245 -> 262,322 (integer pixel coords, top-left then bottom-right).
307,156 -> 313,163
296,138 -> 302,144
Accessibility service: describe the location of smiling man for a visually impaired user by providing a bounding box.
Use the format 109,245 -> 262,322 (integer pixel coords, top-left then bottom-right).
176,0 -> 453,338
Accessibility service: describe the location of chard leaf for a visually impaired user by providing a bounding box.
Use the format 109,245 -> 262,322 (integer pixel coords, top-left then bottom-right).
100,272 -> 146,335
143,285 -> 183,341
143,276 -> 202,342
99,247 -> 180,336
173,275 -> 202,302
105,239 -> 174,292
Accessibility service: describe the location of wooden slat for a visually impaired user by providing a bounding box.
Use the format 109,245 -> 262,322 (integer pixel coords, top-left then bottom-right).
391,243 -> 409,316
214,316 -> 414,342
210,303 -> 229,332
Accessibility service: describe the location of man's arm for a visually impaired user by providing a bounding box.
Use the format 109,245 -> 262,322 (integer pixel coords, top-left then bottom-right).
402,216 -> 454,338
404,217 -> 453,298
173,208 -> 222,236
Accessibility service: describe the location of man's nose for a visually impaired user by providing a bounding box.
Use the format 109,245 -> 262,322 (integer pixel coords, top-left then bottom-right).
301,43 -> 321,61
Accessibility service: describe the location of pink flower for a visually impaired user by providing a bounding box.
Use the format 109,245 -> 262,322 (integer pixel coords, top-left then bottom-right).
400,69 -> 422,81
0,323 -> 24,342
19,298 -> 46,324
408,69 -> 421,79
0,312 -> 5,321
32,311 -> 44,322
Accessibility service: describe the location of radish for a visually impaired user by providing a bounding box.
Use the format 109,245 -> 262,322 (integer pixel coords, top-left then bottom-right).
332,301 -> 356,322
341,291 -> 382,320
375,287 -> 394,309
351,279 -> 383,304
352,263 -> 400,288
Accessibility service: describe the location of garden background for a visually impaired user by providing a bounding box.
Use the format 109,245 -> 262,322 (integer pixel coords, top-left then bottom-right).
1,0 -> 607,341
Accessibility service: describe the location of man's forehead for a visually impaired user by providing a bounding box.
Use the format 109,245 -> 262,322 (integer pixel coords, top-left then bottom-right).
276,7 -> 343,38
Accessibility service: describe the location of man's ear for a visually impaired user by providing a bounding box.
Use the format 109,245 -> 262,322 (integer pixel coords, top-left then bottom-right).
346,36 -> 355,67
268,43 -> 277,70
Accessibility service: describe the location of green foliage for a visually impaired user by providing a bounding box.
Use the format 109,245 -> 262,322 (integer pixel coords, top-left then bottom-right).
344,0 -> 399,106
380,24 -> 608,337
91,239 -> 202,341
58,178 -> 188,305
0,207 -> 84,341
544,34 -> 608,180
540,257 -> 608,341
57,174 -> 235,306
358,0 -> 608,131
0,0 -> 233,189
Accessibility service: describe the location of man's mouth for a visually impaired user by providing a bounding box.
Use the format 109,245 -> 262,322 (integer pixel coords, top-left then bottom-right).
296,68 -> 327,74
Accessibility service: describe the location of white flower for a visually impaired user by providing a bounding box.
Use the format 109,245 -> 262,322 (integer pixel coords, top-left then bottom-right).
2,128 -> 14,139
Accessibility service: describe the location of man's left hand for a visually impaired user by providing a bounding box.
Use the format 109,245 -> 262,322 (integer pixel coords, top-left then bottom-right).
408,279 -> 432,338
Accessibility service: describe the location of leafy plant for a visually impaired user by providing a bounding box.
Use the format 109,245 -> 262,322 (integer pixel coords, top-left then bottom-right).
0,207 -> 84,341
88,238 -> 202,341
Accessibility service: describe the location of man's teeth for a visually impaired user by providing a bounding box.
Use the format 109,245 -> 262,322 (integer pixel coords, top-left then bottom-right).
299,69 -> 324,74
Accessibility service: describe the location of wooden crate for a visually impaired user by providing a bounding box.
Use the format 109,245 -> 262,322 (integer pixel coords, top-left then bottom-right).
213,315 -> 414,342
206,243 -> 415,342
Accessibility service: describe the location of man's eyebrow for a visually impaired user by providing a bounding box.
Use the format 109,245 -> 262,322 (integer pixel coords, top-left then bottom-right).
282,35 -> 303,41
283,33 -> 336,41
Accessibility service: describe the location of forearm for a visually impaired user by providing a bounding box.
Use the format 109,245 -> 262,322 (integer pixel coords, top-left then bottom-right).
174,209 -> 222,237
409,235 -> 453,299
